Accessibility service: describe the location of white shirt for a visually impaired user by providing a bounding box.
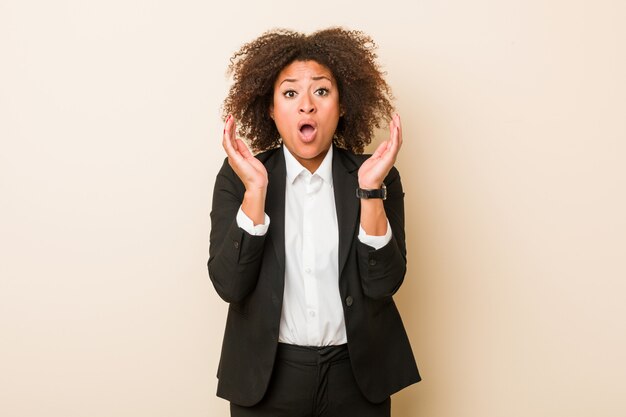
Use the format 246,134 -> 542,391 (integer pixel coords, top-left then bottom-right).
236,146 -> 392,346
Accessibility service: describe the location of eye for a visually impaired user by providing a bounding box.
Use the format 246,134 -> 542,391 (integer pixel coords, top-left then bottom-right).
314,88 -> 330,97
283,90 -> 297,98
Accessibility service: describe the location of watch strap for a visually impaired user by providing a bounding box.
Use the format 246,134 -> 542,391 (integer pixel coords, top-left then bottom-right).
356,183 -> 387,199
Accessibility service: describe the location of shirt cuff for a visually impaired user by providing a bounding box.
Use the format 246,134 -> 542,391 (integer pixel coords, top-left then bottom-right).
236,206 -> 270,236
358,219 -> 392,250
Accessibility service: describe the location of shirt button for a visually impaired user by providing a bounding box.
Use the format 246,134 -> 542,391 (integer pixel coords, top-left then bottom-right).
368,258 -> 377,266
346,296 -> 354,307
305,267 -> 311,274
309,310 -> 316,317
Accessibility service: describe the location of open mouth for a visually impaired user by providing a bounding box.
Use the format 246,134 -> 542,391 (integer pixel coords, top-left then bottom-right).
298,122 -> 317,142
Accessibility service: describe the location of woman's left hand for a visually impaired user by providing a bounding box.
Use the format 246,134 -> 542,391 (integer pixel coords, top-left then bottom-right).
358,113 -> 403,189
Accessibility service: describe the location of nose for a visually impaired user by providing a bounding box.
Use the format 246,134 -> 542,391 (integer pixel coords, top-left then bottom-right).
299,93 -> 316,114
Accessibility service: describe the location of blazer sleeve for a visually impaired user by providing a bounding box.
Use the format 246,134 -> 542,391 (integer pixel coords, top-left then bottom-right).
207,158 -> 266,304
356,166 -> 407,299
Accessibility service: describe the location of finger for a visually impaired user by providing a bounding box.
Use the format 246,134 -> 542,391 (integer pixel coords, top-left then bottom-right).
228,116 -> 238,149
395,113 -> 403,149
371,140 -> 390,159
235,138 -> 253,159
222,116 -> 242,160
248,155 -> 268,176
222,116 -> 231,150
386,114 -> 401,157
386,125 -> 400,161
389,114 -> 400,144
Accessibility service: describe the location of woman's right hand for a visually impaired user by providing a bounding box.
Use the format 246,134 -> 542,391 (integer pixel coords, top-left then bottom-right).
222,115 -> 268,191
222,115 -> 268,225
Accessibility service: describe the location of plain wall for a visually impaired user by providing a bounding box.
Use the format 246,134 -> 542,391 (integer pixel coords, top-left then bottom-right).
1,0 -> 625,416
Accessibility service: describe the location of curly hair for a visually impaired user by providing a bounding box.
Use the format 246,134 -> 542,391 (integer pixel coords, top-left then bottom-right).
222,27 -> 395,154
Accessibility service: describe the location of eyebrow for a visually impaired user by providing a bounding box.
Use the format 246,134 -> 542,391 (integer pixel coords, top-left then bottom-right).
279,75 -> 333,86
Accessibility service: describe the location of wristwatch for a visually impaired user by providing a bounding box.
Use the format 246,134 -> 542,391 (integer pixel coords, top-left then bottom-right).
356,183 -> 387,200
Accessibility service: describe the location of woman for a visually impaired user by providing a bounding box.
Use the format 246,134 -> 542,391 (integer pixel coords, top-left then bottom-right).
209,27 -> 420,417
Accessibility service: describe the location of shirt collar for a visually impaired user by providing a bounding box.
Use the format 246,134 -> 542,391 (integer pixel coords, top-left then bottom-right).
283,144 -> 334,186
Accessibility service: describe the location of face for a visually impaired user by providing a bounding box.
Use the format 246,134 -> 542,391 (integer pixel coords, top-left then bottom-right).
271,60 -> 341,172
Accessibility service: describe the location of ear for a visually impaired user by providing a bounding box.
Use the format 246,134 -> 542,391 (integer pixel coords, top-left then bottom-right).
269,104 -> 274,120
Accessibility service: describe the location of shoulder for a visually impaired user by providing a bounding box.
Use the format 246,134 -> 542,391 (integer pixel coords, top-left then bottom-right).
334,146 -> 368,170
254,146 -> 282,164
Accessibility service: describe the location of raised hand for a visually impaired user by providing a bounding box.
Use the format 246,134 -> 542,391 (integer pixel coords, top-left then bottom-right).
222,115 -> 268,225
222,115 -> 268,191
358,114 -> 403,189
357,114 -> 403,236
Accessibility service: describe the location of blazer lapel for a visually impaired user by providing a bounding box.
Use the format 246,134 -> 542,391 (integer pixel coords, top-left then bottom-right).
265,147 -> 287,279
333,147 -> 360,278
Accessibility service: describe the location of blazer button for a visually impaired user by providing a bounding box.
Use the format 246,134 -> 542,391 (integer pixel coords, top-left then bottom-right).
233,241 -> 239,249
369,258 -> 377,266
346,296 -> 354,307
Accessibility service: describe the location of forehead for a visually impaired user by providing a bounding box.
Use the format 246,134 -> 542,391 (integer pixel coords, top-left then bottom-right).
275,60 -> 335,83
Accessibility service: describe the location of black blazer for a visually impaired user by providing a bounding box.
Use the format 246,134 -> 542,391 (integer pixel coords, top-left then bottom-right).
208,145 -> 420,406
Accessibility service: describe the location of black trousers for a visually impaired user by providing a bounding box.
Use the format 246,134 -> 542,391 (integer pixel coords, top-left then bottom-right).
230,343 -> 390,417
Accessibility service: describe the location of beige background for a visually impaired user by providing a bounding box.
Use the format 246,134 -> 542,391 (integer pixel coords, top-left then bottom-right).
1,0 -> 625,416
